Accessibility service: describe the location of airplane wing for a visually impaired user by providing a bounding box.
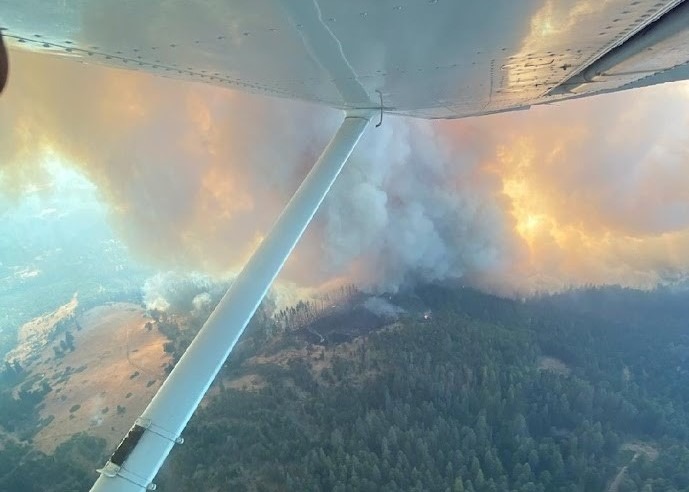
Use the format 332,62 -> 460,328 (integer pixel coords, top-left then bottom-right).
2,0 -> 689,119
4,2 -> 689,491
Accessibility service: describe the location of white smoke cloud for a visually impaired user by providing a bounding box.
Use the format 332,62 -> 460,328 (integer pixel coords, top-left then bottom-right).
141,270 -> 315,319
3,49 -> 689,296
363,297 -> 405,319
190,292 -> 213,319
315,116 -> 515,292
142,271 -> 229,314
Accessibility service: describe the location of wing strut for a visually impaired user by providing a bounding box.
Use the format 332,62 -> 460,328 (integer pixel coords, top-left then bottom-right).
91,111 -> 372,492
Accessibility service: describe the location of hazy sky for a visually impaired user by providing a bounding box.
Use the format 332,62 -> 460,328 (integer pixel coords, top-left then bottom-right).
2,48 -> 689,295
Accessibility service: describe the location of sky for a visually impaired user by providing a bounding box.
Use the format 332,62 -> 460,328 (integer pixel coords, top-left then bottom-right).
2,48 -> 689,296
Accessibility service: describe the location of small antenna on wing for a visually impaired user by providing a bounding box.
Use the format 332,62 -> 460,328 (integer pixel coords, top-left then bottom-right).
375,89 -> 383,127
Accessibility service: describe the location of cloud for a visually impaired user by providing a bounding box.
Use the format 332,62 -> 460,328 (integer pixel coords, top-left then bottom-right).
469,86 -> 689,292
3,48 -> 689,295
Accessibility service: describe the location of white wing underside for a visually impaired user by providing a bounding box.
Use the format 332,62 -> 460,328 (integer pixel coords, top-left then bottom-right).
2,0 -> 689,119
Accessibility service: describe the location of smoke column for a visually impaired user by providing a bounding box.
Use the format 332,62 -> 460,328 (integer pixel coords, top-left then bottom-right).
2,48 -> 689,295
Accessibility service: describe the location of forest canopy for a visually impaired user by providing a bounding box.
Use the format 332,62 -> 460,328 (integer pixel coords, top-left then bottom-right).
2,284 -> 689,491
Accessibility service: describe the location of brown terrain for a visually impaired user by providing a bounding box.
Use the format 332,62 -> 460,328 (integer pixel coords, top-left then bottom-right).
607,442 -> 659,492
15,302 -> 171,453
205,323 -> 392,402
5,295 -> 79,366
11,294 -> 387,454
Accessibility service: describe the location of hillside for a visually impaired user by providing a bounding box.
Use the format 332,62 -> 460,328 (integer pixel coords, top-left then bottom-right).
155,285 -> 689,492
2,285 -> 689,491
0,302 -> 171,491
